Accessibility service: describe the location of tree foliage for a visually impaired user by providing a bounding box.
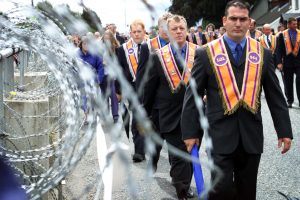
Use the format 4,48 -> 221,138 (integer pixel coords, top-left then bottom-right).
169,0 -> 257,28
36,1 -> 102,34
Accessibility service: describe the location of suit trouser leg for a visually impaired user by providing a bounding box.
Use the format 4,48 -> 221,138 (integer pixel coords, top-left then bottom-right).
163,125 -> 192,199
209,143 -> 261,200
295,67 -> 300,105
283,67 -> 295,104
121,103 -> 130,138
132,114 -> 145,155
151,109 -> 164,166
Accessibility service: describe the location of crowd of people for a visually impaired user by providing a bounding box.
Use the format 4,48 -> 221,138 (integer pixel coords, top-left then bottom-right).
65,0 -> 298,199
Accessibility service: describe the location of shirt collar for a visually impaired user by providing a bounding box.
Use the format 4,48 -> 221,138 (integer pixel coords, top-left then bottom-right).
130,39 -> 143,48
158,36 -> 168,47
170,42 -> 187,59
223,34 -> 247,51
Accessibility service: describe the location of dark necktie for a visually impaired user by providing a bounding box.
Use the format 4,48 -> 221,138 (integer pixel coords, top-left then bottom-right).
267,36 -> 272,48
235,44 -> 242,64
137,44 -> 141,61
290,32 -> 296,47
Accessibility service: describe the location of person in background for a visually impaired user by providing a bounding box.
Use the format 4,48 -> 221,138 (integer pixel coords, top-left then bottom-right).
259,24 -> 277,62
276,17 -> 300,108
187,27 -> 197,44
0,156 -> 27,200
140,12 -> 173,172
195,25 -> 207,46
205,23 -> 218,43
246,18 -> 262,40
78,36 -> 104,122
116,19 -> 147,162
142,14 -> 197,200
109,23 -> 126,45
94,31 -> 101,41
101,29 -> 120,123
219,26 -> 226,37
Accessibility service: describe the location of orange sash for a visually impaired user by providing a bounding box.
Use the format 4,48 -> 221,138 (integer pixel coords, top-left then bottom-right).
188,33 -> 194,43
123,39 -> 138,80
207,37 -> 263,114
246,30 -> 262,40
195,33 -> 203,46
282,29 -> 300,57
149,36 -> 161,51
259,35 -> 276,54
205,32 -> 215,43
157,42 -> 198,92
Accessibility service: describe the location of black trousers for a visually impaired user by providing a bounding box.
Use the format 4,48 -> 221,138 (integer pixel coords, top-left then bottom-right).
151,109 -> 167,166
121,103 -> 145,155
209,143 -> 261,200
283,67 -> 300,105
163,124 -> 193,199
131,115 -> 145,155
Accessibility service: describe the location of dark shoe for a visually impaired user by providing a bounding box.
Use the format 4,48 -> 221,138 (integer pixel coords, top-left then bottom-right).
288,103 -> 293,108
132,153 -> 145,163
178,198 -> 187,200
187,188 -> 195,198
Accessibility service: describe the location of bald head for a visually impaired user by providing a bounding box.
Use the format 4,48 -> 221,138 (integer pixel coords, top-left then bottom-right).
262,23 -> 271,35
249,19 -> 256,31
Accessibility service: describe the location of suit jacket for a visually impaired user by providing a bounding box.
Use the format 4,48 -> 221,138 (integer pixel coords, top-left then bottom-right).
276,31 -> 300,68
116,33 -> 125,45
116,42 -> 149,94
136,43 -> 150,95
186,34 -> 197,45
142,52 -> 187,133
181,39 -> 293,154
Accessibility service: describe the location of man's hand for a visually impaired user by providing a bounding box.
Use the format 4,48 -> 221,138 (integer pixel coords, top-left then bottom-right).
116,94 -> 122,102
278,138 -> 292,154
184,138 -> 200,153
277,63 -> 283,71
203,95 -> 207,103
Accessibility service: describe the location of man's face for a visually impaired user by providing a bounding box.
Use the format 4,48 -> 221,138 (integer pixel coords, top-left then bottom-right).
197,27 -> 202,33
168,19 -> 187,47
249,20 -> 255,31
158,21 -> 169,41
289,21 -> 298,30
190,28 -> 195,34
263,27 -> 271,35
130,24 -> 145,44
207,26 -> 213,32
223,6 -> 250,42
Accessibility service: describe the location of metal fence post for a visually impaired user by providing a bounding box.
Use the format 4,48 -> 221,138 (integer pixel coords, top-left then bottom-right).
3,57 -> 14,96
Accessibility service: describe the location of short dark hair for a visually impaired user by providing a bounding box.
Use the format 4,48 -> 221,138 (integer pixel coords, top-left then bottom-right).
288,17 -> 297,24
224,1 -> 250,16
197,26 -> 203,29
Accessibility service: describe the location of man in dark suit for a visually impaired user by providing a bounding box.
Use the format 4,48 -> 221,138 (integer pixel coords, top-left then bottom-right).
276,17 -> 300,108
181,1 -> 293,200
186,27 -> 197,44
136,12 -> 173,172
108,23 -> 125,45
142,15 -> 198,200
116,19 -> 147,162
195,25 -> 208,46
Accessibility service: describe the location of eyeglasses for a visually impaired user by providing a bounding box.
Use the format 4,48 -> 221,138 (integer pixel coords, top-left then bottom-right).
227,16 -> 249,22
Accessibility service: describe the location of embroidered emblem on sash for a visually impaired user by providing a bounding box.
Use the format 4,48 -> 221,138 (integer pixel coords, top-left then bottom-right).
123,39 -> 139,80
